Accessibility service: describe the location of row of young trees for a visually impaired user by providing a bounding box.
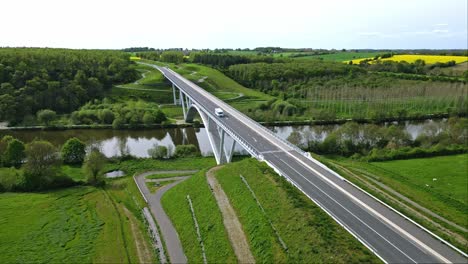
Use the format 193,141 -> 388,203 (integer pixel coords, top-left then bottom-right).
0,48 -> 139,124
0,136 -> 107,191
191,53 -> 279,68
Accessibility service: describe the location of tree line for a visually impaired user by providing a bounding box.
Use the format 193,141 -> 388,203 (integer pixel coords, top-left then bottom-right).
0,136 -> 107,192
0,48 -> 138,124
288,117 -> 467,161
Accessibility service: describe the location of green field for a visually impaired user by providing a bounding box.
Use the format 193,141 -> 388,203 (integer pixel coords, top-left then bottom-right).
292,51 -> 383,61
330,154 -> 468,232
225,50 -> 383,62
104,157 -> 216,176
0,184 -> 155,263
214,159 -> 379,263
161,170 -> 237,263
145,171 -> 197,179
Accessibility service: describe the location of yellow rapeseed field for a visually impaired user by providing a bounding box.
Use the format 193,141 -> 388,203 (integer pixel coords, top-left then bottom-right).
348,54 -> 468,65
129,56 -> 141,61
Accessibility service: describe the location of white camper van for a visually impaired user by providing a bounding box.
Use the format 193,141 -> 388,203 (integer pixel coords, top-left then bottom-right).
215,108 -> 224,117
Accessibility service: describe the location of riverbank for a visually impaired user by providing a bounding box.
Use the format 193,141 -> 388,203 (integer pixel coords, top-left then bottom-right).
1,113 -> 462,131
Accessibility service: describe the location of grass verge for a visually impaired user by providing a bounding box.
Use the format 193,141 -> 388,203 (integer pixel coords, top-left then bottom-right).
214,159 -> 380,263
161,170 -> 237,263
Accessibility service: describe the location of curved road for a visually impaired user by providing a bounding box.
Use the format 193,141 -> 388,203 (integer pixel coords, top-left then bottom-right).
135,171 -> 191,264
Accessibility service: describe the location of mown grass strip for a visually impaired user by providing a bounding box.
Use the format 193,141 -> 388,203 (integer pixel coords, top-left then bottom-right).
161,170 -> 236,263
187,195 -> 207,264
215,158 -> 380,263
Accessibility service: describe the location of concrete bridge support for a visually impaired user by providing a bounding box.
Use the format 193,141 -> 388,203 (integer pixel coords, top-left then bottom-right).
170,84 -> 246,165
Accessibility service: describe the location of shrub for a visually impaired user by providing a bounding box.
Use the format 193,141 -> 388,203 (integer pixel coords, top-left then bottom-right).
99,109 -> 115,124
37,109 -> 57,126
154,110 -> 167,123
174,144 -> 199,158
83,149 -> 107,186
112,117 -> 125,129
3,139 -> 25,168
23,140 -> 61,190
148,143 -> 168,159
62,138 -> 86,165
142,111 -> 155,125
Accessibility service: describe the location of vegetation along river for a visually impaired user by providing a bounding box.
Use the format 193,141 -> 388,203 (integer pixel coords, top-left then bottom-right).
0,119 -> 446,158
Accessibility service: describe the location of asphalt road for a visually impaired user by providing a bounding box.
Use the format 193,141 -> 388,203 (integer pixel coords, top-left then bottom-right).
153,64 -> 467,264
135,171 -> 189,264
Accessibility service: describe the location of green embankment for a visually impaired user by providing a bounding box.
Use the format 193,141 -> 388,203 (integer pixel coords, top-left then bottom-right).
161,170 -> 237,263
214,159 -> 380,263
331,154 -> 467,230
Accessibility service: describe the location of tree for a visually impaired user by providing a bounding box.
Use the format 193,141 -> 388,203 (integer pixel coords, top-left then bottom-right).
23,140 -> 61,190
287,130 -> 303,147
83,150 -> 106,186
148,143 -> 168,159
3,139 -> 25,168
154,110 -> 167,123
142,111 -> 155,125
99,109 -> 115,124
62,138 -> 86,164
112,116 -> 125,129
160,51 -> 184,64
37,109 -> 56,126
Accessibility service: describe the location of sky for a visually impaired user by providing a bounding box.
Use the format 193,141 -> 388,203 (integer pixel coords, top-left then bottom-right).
0,0 -> 467,49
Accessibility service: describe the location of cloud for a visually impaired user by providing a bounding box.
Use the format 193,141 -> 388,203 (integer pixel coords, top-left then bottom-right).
358,32 -> 382,37
432,29 -> 449,34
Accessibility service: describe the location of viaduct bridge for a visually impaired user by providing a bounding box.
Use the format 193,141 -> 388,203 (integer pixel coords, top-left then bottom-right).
144,63 -> 466,264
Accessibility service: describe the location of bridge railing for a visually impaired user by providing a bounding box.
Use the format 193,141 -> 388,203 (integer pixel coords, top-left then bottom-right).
161,70 -> 261,160
165,67 -> 307,156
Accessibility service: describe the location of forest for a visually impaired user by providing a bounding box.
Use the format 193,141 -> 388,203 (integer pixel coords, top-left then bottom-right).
0,48 -> 138,124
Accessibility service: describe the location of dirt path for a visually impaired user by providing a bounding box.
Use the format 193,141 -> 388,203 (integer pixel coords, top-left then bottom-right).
122,207 -> 153,263
206,166 -> 255,264
135,171 -> 191,264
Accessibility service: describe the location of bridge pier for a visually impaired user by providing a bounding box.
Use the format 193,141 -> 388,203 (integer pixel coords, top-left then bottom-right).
172,84 -> 177,105
166,79 -> 253,165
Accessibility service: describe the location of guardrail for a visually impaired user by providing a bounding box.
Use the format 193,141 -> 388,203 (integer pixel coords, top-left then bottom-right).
161,67 -> 348,182
161,70 -> 260,160
163,67 -> 300,152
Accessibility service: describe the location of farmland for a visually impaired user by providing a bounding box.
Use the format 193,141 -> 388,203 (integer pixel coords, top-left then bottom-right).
350,54 -> 468,64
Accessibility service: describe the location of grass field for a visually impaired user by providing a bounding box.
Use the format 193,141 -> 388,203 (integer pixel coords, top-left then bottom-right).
350,54 -> 468,64
171,63 -> 274,114
145,171 -> 196,179
294,51 -> 383,61
225,50 -> 384,62
161,170 -> 237,263
0,184 -> 155,263
214,159 -> 380,263
331,154 -> 467,231
0,160 -> 161,264
104,157 -> 216,176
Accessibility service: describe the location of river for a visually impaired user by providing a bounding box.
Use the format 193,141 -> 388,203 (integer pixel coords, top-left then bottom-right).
0,119 -> 445,158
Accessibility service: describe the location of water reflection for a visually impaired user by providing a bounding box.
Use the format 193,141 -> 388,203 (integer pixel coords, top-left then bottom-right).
0,119 -> 446,158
